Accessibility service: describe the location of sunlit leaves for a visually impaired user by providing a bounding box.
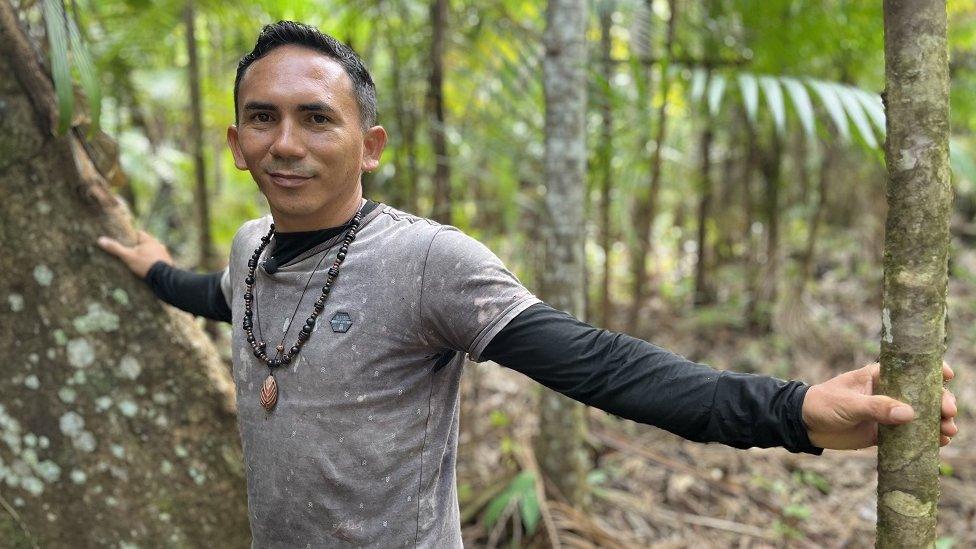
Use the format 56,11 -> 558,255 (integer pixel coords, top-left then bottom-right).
707,73 -> 725,117
737,73 -> 759,125
780,77 -> 815,139
835,83 -> 877,147
853,88 -> 885,134
805,79 -> 849,143
41,0 -> 102,135
67,6 -> 101,133
690,68 -> 707,103
43,0 -> 73,134
689,68 -> 883,147
758,75 -> 786,135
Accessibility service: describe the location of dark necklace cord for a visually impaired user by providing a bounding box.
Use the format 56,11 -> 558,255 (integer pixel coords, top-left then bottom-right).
242,206 -> 364,370
253,247 -> 331,366
251,214 -> 358,348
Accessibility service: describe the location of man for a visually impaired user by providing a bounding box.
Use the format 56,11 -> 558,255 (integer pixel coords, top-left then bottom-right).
97,21 -> 959,548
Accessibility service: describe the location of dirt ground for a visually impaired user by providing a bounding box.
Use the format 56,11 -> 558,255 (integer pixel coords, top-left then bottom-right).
455,247 -> 976,548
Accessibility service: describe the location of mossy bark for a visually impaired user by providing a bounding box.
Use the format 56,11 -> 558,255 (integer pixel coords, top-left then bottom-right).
0,3 -> 250,546
877,1 -> 951,547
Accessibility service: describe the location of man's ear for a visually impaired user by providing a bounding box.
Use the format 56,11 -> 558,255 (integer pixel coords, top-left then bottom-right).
227,125 -> 248,170
361,125 -> 388,173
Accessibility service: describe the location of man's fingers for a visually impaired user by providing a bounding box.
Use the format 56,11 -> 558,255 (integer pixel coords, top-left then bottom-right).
941,417 -> 958,438
97,236 -> 132,259
942,361 -> 954,382
941,435 -> 951,447
943,388 -> 957,419
860,394 -> 914,424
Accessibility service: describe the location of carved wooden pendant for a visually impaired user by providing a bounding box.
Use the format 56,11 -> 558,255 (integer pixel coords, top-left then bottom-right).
260,374 -> 278,411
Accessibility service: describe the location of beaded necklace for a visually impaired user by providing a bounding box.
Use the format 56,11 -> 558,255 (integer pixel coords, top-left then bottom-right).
242,207 -> 364,412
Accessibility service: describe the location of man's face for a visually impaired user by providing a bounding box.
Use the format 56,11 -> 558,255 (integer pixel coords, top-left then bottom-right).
227,45 -> 386,230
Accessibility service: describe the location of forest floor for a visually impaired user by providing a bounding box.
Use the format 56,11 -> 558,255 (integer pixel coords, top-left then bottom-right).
455,244 -> 976,548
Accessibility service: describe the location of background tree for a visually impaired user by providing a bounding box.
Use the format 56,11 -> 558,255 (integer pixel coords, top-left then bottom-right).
426,0 -> 451,223
535,0 -> 590,508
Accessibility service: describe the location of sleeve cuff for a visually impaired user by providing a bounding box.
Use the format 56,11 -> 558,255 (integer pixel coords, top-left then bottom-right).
786,383 -> 824,455
143,260 -> 171,286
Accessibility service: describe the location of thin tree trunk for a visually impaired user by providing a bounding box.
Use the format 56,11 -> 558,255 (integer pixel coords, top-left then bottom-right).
628,0 -> 678,333
536,0 -> 590,508
748,132 -> 781,334
426,0 -> 451,223
598,0 -> 615,328
798,139 -> 834,297
184,0 -> 214,270
693,83 -> 714,306
877,1 -> 951,546
0,3 -> 249,544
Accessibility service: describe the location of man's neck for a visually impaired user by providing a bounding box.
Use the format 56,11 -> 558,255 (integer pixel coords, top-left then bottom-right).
271,192 -> 365,233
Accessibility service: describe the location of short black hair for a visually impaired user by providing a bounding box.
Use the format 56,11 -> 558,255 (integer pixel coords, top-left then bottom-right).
234,21 -> 377,129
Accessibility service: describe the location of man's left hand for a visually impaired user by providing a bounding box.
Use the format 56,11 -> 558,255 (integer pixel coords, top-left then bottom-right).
801,362 -> 958,450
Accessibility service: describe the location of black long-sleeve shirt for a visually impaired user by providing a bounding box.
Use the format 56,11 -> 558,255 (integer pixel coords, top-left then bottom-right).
144,213 -> 822,455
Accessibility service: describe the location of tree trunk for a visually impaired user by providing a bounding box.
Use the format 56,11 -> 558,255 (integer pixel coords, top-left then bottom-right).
798,139 -> 834,297
693,83 -> 714,306
0,3 -> 249,545
748,133 -> 780,333
184,0 -> 214,271
536,0 -> 590,508
877,1 -> 951,546
426,0 -> 451,223
628,0 -> 677,333
597,0 -> 615,328
382,1 -> 420,211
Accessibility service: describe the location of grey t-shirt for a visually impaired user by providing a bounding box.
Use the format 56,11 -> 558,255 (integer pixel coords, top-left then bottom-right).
220,203 -> 540,547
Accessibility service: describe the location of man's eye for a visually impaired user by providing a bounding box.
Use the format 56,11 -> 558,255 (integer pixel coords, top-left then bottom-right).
252,113 -> 272,122
311,114 -> 328,124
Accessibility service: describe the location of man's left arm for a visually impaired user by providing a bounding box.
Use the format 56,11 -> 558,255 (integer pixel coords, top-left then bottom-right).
479,302 -> 959,452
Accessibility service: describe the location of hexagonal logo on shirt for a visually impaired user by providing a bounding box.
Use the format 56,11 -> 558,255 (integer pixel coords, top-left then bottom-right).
330,311 -> 353,333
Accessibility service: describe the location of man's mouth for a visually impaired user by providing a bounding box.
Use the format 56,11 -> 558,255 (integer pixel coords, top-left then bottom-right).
267,171 -> 313,188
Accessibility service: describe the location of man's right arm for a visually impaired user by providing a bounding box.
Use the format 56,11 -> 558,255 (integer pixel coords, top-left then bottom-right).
97,231 -> 232,323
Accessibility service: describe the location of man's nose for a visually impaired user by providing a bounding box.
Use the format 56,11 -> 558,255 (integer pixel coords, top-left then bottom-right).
269,119 -> 305,158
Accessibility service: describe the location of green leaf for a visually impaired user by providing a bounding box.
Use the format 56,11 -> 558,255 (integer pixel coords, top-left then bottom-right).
807,78 -> 851,142
780,77 -> 816,139
737,73 -> 759,125
783,504 -> 811,520
43,0 -> 73,135
758,76 -> 786,135
938,461 -> 955,477
66,3 -> 101,133
489,409 -> 510,427
834,83 -> 878,148
690,68 -> 708,104
792,469 -> 831,494
707,73 -> 726,117
484,472 -> 535,530
519,487 -> 540,535
935,537 -> 956,549
484,484 -> 516,529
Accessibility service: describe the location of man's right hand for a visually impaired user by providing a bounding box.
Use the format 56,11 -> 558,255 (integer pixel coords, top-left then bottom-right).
97,230 -> 174,279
